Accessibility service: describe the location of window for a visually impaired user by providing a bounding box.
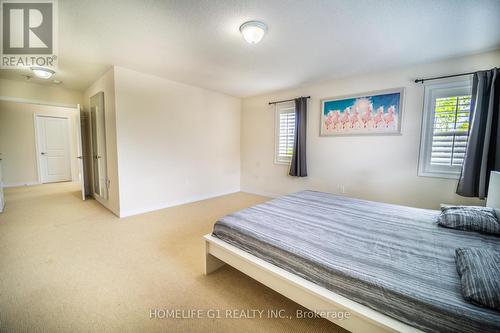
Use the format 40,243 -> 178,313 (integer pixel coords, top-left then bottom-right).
418,79 -> 472,178
275,101 -> 296,164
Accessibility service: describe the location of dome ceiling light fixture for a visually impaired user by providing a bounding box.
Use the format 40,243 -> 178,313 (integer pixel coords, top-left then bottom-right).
30,67 -> 55,79
239,20 -> 268,44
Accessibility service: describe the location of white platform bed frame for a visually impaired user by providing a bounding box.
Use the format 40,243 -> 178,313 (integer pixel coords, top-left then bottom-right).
204,234 -> 422,333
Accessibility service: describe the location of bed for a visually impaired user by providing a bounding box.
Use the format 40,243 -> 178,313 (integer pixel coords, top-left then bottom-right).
204,191 -> 500,333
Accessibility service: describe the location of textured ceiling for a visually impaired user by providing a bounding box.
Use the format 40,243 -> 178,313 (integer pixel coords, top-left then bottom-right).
1,0 -> 499,97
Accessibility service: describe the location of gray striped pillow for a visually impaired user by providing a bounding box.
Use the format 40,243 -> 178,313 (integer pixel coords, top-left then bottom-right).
438,206 -> 500,235
455,248 -> 500,311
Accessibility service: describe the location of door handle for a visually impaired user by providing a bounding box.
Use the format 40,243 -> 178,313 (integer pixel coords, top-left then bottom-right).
77,156 -> 83,159
41,152 -> 47,155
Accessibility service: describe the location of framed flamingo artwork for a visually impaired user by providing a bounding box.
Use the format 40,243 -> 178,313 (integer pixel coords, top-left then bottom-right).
320,88 -> 404,136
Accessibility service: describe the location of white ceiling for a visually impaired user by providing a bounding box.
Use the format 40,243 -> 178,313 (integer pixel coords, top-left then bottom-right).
1,0 -> 500,97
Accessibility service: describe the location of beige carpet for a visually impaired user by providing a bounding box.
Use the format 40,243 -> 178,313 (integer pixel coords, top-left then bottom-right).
0,183 -> 345,332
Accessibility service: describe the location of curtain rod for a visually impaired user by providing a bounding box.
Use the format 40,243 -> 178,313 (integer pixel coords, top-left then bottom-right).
268,96 -> 310,105
414,71 -> 475,84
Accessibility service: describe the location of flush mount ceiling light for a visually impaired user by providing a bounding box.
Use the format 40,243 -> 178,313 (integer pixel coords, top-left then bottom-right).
239,20 -> 267,44
30,67 -> 55,79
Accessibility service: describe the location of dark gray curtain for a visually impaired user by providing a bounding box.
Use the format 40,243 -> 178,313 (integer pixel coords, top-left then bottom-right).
289,97 -> 308,177
457,68 -> 500,198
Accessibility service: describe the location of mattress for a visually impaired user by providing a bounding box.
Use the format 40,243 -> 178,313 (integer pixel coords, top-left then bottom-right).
212,191 -> 500,333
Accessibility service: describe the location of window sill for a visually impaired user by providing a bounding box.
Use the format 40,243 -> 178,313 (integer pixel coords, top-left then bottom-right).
274,160 -> 291,166
417,170 -> 460,180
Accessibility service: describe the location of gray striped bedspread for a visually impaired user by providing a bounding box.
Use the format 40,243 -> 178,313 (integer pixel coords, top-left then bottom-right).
212,191 -> 500,333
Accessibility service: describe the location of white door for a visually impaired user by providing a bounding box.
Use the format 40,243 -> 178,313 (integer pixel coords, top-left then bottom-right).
0,155 -> 4,212
35,116 -> 72,183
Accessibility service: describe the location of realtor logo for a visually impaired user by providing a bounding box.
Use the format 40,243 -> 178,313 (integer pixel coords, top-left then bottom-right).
1,0 -> 57,68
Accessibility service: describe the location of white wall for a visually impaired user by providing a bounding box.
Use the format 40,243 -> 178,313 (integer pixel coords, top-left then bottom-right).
241,50 -> 500,209
0,101 -> 80,186
83,68 -> 121,216
0,79 -> 83,106
113,67 -> 241,217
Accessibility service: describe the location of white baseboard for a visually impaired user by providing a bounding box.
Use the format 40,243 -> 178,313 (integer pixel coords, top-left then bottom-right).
119,188 -> 241,218
240,188 -> 281,198
3,181 -> 40,188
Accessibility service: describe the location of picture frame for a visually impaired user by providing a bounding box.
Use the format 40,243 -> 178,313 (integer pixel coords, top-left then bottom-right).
320,88 -> 404,136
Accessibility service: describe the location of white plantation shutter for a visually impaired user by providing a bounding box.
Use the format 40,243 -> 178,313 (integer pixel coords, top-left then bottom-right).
419,79 -> 472,178
275,102 -> 296,164
431,95 -> 471,167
